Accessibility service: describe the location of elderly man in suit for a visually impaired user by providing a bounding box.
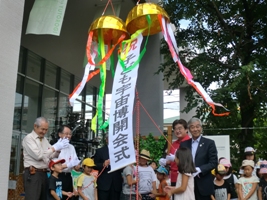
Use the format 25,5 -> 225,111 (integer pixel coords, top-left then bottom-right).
180,117 -> 218,200
93,135 -> 123,200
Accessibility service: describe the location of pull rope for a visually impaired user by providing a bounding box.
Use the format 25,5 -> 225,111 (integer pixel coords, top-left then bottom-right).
132,91 -> 174,150
102,0 -> 116,16
138,98 -> 174,150
135,89 -> 140,200
68,90 -> 175,200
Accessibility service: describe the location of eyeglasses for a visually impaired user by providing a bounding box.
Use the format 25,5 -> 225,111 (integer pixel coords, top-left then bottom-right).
61,132 -> 72,136
189,125 -> 202,129
174,127 -> 185,131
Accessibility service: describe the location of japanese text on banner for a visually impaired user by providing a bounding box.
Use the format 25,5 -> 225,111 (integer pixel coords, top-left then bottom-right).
108,34 -> 143,172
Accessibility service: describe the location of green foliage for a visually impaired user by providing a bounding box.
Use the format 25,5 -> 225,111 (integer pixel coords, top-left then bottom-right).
139,133 -> 167,164
158,0 -> 267,169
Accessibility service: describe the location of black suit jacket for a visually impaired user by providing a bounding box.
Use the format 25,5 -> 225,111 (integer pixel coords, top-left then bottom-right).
180,136 -> 218,196
93,145 -> 123,191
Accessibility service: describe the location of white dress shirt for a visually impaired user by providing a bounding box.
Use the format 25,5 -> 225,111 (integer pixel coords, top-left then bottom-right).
22,131 -> 59,169
57,143 -> 79,172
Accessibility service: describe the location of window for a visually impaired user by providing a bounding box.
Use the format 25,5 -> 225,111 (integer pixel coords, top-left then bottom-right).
60,69 -> 71,94
13,75 -> 23,130
45,61 -> 58,89
42,86 -> 57,138
26,51 -> 42,81
22,79 -> 41,133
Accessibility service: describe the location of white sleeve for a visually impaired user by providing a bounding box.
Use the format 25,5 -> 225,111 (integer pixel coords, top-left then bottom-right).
151,167 -> 157,182
237,177 -> 243,184
184,173 -> 192,177
253,176 -> 260,183
233,174 -> 238,184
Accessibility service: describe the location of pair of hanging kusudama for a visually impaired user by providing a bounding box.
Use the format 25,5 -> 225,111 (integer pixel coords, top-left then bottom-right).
69,2 -> 230,132
84,2 -> 171,131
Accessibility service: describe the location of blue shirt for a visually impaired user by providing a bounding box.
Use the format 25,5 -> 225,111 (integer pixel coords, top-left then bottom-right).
191,135 -> 202,162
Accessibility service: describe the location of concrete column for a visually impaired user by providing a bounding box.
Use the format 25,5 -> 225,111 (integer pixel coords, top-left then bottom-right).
0,0 -> 25,198
133,0 -> 165,137
179,87 -> 197,123
134,34 -> 164,137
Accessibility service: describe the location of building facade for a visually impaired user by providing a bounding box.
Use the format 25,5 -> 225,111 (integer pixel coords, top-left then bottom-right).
1,0 -> 165,198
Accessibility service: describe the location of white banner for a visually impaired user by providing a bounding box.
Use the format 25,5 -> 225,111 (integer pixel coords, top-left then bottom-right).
108,34 -> 143,172
26,0 -> 68,36
205,135 -> 230,160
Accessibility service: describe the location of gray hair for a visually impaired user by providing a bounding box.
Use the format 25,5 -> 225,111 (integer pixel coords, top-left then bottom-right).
34,117 -> 49,127
188,117 -> 202,127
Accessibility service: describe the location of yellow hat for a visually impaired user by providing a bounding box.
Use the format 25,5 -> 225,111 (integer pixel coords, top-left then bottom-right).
82,158 -> 96,167
216,164 -> 227,175
212,164 -> 227,176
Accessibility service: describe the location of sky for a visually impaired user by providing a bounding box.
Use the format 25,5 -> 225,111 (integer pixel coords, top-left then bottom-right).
163,89 -> 180,119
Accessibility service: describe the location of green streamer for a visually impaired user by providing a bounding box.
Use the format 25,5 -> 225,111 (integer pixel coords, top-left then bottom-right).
119,15 -> 152,72
100,119 -> 109,131
96,29 -> 107,129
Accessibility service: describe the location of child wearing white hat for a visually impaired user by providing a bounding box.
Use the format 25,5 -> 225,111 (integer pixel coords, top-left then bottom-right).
239,147 -> 257,177
237,160 -> 259,200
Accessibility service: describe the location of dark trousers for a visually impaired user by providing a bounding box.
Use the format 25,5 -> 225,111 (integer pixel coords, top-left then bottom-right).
195,184 -> 212,200
58,172 -> 74,200
98,187 -> 121,200
141,193 -> 154,200
23,168 -> 47,200
121,194 -> 136,200
72,196 -> 79,200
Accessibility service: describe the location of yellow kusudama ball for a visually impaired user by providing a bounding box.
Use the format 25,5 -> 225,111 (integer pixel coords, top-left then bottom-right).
126,3 -> 169,36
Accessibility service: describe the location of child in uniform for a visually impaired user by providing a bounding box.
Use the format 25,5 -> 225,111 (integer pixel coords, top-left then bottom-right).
48,158 -> 73,200
77,158 -> 97,200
